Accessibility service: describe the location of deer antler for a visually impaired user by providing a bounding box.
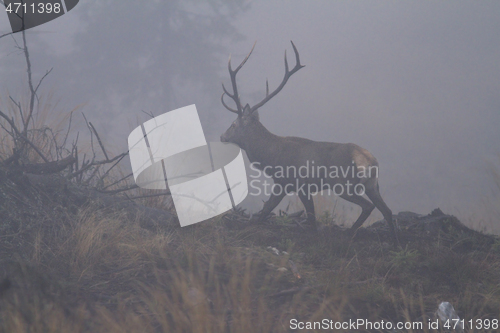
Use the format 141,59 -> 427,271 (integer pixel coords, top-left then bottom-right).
221,41 -> 257,116
250,41 -> 304,113
221,41 -> 304,115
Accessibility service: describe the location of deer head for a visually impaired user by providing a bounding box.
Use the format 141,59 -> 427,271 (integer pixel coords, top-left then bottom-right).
220,41 -> 304,148
220,104 -> 259,147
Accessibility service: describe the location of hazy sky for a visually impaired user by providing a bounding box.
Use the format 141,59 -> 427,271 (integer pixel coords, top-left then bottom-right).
1,1 -> 499,231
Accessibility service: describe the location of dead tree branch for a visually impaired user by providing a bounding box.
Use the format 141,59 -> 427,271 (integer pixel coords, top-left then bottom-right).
68,152 -> 128,179
20,155 -> 76,175
99,183 -> 139,194
99,155 -> 128,185
21,29 -> 35,135
101,172 -> 133,190
0,21 -> 141,201
0,109 -> 50,163
89,122 -> 109,160
125,191 -> 172,200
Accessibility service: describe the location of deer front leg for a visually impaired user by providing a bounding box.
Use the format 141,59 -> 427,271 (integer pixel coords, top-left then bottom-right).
250,191 -> 286,223
298,191 -> 316,231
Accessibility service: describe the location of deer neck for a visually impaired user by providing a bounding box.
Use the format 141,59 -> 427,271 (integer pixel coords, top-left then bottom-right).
243,122 -> 282,167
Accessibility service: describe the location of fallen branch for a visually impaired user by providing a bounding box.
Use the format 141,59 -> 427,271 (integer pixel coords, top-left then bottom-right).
20,155 -> 76,175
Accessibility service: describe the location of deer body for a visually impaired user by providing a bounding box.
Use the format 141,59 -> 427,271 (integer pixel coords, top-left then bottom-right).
223,118 -> 377,184
220,42 -> 398,244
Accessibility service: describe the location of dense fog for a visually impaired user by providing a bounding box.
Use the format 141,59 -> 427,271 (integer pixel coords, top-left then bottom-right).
1,1 -> 499,231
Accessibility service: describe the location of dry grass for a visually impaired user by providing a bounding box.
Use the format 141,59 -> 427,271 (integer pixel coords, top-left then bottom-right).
2,198 -> 500,332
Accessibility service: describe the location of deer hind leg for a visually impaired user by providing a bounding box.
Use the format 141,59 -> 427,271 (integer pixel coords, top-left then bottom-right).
340,193 -> 375,231
364,181 -> 399,246
297,191 -> 316,230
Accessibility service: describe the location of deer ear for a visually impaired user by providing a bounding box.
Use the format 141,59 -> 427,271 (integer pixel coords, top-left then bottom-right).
243,104 -> 251,116
250,109 -> 259,121
243,104 -> 258,122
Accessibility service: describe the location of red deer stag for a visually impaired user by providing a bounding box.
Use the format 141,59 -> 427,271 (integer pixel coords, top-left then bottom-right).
220,41 -> 398,244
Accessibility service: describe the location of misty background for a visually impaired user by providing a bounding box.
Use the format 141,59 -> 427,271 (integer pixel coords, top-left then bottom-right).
1,1 -> 499,231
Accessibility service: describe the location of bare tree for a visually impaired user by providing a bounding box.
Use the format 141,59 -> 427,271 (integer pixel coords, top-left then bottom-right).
0,27 -> 130,192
